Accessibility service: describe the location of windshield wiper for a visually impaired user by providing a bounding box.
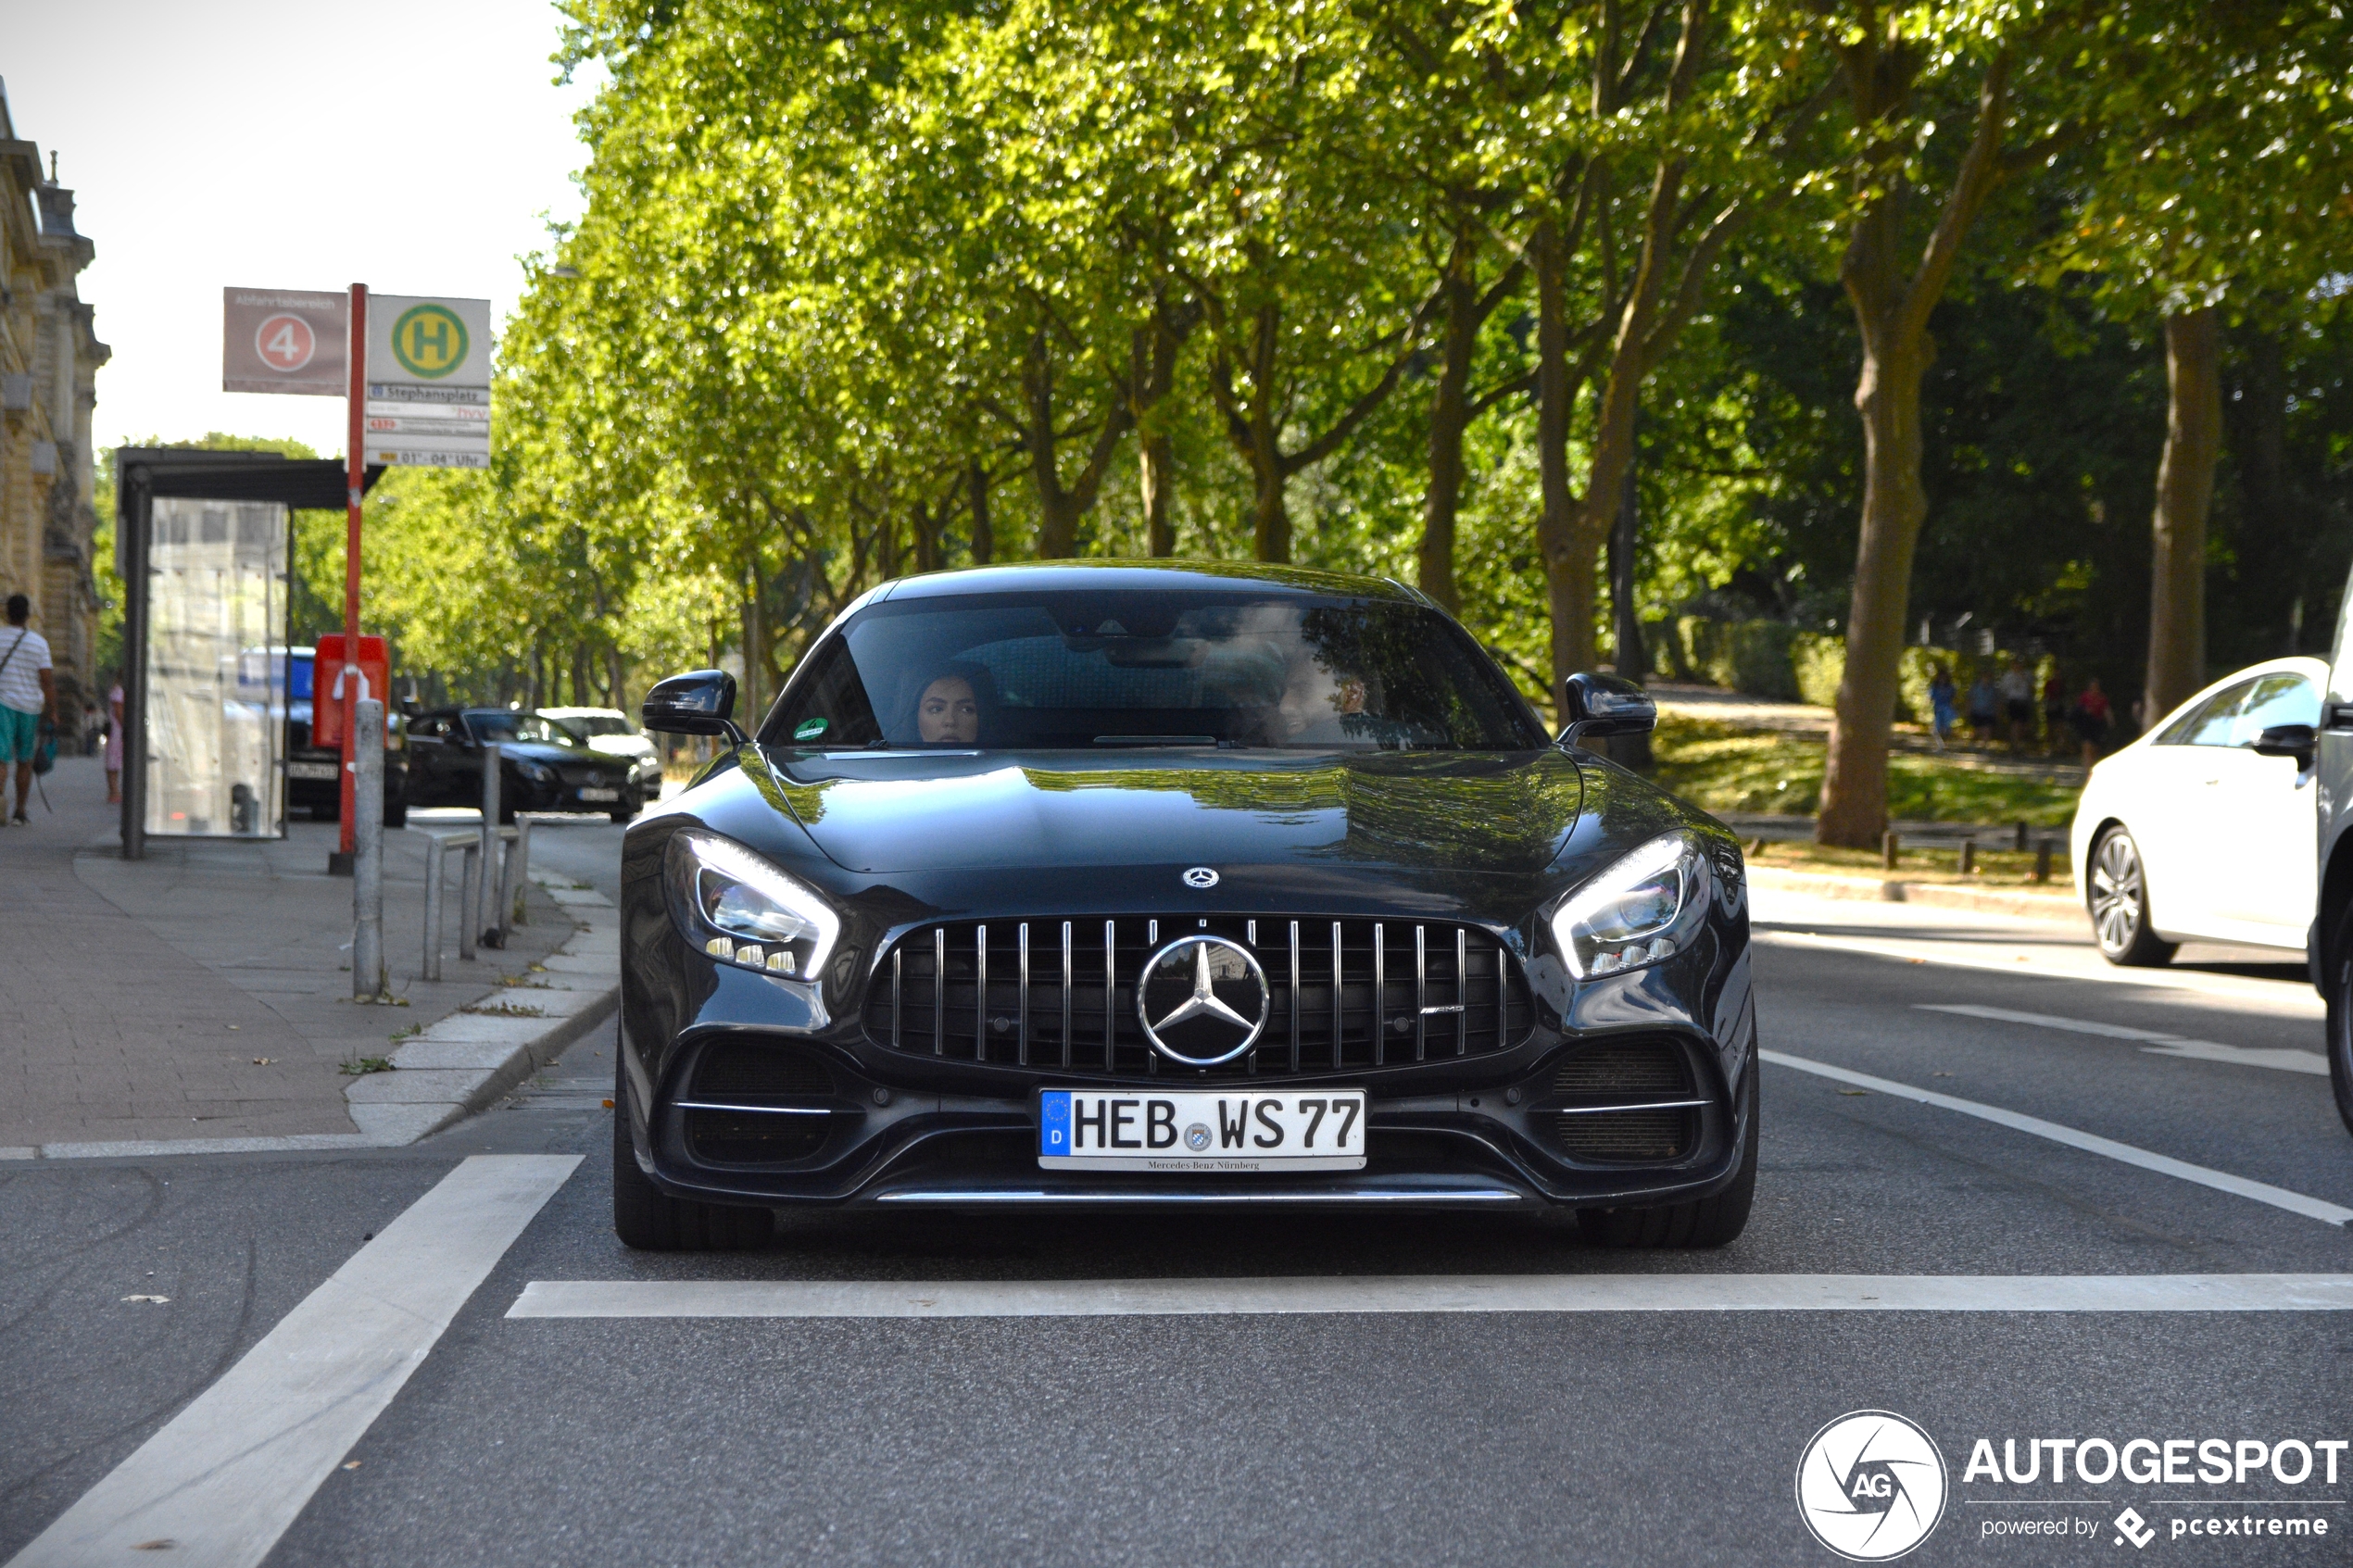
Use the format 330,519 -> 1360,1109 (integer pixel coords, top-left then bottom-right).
1092,734 -> 1218,747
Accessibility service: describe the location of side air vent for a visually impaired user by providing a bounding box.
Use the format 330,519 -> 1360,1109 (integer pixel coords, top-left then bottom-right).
680,1041 -> 837,1166
1546,1037 -> 1705,1164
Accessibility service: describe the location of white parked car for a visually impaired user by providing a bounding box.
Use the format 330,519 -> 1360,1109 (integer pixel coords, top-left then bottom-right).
2069,656 -> 2324,965
538,706 -> 665,797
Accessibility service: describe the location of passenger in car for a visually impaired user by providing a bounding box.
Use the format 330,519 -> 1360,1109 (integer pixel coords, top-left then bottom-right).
914,669 -> 985,745
1274,654 -> 1373,746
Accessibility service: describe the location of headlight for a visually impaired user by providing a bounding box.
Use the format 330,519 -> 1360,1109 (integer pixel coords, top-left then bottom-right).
664,829 -> 841,980
515,759 -> 554,784
1549,832 -> 1708,979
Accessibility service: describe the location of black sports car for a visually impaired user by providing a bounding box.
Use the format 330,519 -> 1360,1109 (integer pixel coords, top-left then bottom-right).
615,562 -> 1757,1249
404,707 -> 648,822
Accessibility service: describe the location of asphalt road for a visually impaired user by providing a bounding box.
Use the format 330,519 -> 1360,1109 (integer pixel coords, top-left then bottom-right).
6,834 -> 2351,1567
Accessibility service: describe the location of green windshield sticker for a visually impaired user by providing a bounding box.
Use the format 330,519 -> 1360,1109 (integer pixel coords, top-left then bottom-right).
793,717 -> 829,741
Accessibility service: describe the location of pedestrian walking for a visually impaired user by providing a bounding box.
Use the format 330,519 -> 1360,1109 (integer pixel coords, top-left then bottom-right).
2070,677 -> 2112,769
2040,670 -> 2068,755
1928,664 -> 1957,750
0,594 -> 56,825
1967,670 -> 2000,745
1999,658 -> 2033,750
105,675 -> 124,804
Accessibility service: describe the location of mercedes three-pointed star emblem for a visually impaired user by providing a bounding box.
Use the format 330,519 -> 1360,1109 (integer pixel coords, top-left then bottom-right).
1135,935 -> 1270,1066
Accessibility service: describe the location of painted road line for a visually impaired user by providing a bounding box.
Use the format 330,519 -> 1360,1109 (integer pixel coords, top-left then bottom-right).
7,1155 -> 580,1568
507,1273 -> 2353,1320
1753,925 -> 2322,1019
1762,1050 -> 2353,1227
1919,1003 -> 2330,1076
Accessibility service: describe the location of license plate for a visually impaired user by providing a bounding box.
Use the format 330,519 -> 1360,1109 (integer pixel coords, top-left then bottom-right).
286,760 -> 338,780
578,786 -> 620,801
1038,1089 -> 1366,1173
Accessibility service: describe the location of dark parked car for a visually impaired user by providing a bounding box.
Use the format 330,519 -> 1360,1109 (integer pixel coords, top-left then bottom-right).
283,646 -> 408,827
612,562 -> 1758,1250
404,707 -> 647,822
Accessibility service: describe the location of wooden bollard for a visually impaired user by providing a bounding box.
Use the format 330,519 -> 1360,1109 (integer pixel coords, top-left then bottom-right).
2033,838 -> 2055,884
1882,830 -> 1901,870
1959,839 -> 1976,875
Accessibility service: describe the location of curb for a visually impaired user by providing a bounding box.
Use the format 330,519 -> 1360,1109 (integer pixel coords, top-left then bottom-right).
1747,865 -> 2081,922
25,875 -> 620,1160
342,875 -> 620,1146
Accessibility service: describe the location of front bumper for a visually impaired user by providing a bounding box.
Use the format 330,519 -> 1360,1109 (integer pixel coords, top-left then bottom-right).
623,1019 -> 1757,1214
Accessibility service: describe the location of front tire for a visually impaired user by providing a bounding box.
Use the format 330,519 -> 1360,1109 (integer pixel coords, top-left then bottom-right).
611,1052 -> 772,1251
2088,825 -> 2176,967
1578,1052 -> 1758,1248
2326,916 -> 2353,1135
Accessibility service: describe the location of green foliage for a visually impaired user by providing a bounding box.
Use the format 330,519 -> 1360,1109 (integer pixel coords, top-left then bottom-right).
1648,716 -> 2081,826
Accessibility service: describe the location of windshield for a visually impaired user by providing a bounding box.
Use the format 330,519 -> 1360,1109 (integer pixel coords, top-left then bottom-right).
769,590 -> 1547,751
469,711 -> 585,747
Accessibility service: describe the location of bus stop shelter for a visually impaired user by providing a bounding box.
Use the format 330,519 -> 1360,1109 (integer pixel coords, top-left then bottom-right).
114,447 -> 383,859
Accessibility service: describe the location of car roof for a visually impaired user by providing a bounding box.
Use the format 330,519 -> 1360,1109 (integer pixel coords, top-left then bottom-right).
875,559 -> 1431,606
537,706 -> 627,720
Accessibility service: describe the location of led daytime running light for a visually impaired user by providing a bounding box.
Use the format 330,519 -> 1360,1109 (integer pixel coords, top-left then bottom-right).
1550,832 -> 1705,981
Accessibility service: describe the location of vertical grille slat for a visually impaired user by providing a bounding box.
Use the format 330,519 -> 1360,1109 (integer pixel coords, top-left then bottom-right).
866,914 -> 1535,1074
1288,920 -> 1301,1073
1060,922 -> 1074,1069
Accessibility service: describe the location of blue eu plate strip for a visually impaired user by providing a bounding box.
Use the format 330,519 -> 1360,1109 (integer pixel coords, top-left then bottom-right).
1038,1092 -> 1071,1157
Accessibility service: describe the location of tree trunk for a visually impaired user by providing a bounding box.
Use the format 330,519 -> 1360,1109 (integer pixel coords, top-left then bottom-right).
1532,219 -> 1588,700
1135,306 -> 1189,558
967,461 -> 993,564
1140,433 -> 1176,556
1418,233 -> 1478,613
2144,306 -> 2221,724
1817,328 -> 1932,847
1610,425 -> 1643,680
1251,445 -> 1290,565
1025,333 -> 1080,559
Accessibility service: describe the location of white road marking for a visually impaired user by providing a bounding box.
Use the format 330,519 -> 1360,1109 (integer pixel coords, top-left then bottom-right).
7,1155 -> 579,1568
1919,1003 -> 2330,1076
1755,926 -> 2321,1019
506,1273 -> 2353,1319
1762,1050 -> 2353,1227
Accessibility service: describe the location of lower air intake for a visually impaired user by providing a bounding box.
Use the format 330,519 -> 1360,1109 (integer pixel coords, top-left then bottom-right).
1546,1036 -> 1703,1164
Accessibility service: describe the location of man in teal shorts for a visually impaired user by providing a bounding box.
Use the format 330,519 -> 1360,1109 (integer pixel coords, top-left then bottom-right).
0,594 -> 56,826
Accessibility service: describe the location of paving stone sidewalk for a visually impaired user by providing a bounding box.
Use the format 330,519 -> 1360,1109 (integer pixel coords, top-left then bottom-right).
0,755 -> 569,1153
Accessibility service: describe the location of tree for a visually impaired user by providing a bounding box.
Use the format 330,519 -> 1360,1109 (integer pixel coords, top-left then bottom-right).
1813,2 -> 2112,847
2041,2 -> 2353,723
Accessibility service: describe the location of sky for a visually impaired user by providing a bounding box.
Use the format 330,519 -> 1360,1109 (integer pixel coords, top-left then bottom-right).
5,0 -> 605,459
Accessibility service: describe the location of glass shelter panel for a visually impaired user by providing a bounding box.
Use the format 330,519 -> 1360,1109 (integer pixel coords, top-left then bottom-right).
142,496 -> 287,837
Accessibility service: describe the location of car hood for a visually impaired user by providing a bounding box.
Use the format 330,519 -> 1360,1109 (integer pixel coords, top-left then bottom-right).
732,746 -> 1588,878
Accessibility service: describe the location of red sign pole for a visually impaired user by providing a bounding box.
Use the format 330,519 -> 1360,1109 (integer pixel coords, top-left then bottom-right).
339,282 -> 368,858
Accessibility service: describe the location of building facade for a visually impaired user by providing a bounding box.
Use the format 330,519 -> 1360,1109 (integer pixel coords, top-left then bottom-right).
1,82 -> 107,722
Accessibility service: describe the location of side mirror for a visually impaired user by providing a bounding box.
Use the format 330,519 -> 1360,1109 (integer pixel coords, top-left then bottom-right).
643,669 -> 748,745
1558,671 -> 1657,746
2253,722 -> 2316,768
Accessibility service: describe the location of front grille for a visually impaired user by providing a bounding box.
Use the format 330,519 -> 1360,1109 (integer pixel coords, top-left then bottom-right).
1546,1037 -> 1705,1163
681,1041 -> 837,1165
863,916 -> 1534,1076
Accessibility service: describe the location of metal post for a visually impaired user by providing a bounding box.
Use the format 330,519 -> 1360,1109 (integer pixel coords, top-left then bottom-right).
496,823 -> 525,946
422,832 -> 447,982
479,740 -> 502,948
352,696 -> 385,998
339,283 -> 368,860
508,817 -> 533,928
458,842 -> 481,962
